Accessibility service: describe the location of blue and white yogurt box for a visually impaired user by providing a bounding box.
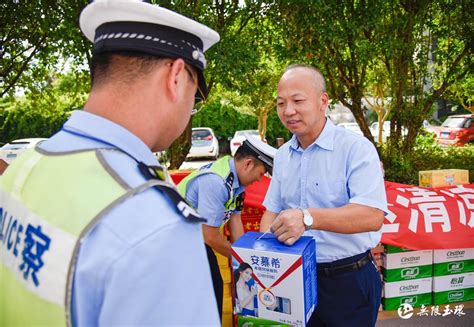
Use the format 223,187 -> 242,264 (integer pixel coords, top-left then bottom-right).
231,232 -> 317,326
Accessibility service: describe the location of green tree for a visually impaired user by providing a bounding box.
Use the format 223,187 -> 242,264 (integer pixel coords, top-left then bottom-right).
0,70 -> 88,143
379,0 -> 472,152
1,0 -> 90,96
364,61 -> 391,144
275,0 -> 472,156
275,0 -> 383,142
159,0 -> 275,168
440,65 -> 474,113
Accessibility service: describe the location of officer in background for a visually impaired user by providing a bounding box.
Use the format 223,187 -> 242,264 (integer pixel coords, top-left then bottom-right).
0,1 -> 220,325
178,136 -> 276,318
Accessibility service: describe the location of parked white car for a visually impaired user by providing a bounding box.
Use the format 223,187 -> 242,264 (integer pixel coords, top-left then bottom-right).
370,121 -> 390,142
370,121 -> 408,142
0,138 -> 47,164
187,127 -> 219,159
337,122 -> 364,136
229,130 -> 261,156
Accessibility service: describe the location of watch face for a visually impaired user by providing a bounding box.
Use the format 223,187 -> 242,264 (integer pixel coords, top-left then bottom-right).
303,210 -> 313,229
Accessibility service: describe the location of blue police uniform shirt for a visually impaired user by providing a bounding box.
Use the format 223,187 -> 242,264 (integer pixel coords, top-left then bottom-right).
263,119 -> 388,263
39,110 -> 220,326
185,158 -> 245,227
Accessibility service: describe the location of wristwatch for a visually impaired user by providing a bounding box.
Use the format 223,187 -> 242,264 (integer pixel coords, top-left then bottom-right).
301,208 -> 313,231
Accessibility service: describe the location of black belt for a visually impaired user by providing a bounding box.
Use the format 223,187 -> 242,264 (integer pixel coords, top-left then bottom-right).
317,252 -> 372,277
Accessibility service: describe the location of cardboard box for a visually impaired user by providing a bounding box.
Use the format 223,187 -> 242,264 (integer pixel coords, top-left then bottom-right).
433,248 -> 474,276
382,249 -> 433,282
222,313 -> 233,327
418,169 -> 469,188
432,272 -> 474,304
237,315 -> 290,327
0,159 -> 8,175
223,283 -> 232,297
232,232 -> 317,326
223,296 -> 233,314
384,244 -> 415,254
216,251 -> 230,267
383,278 -> 432,310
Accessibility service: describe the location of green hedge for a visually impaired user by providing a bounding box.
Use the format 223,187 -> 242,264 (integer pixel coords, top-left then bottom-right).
0,106 -> 70,144
192,102 -> 258,140
382,133 -> 474,185
192,102 -> 290,147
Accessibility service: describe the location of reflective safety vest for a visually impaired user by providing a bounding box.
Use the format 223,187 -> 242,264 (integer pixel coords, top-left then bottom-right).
0,147 -> 195,326
178,156 -> 244,225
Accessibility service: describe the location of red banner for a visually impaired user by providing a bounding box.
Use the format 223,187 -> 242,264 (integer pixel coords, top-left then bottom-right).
171,172 -> 474,250
381,181 -> 473,249
240,177 -> 474,250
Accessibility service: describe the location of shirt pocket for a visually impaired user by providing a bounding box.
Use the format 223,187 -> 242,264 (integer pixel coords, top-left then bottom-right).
311,178 -> 348,206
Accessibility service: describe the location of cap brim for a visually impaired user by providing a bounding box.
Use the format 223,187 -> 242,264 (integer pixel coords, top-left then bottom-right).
257,155 -> 273,175
240,139 -> 275,175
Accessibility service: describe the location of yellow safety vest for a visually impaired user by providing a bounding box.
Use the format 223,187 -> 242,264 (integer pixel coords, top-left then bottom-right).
0,147 -> 198,326
178,156 -> 244,224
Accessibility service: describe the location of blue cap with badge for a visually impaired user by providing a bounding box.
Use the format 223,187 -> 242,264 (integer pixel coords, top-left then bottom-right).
79,0 -> 220,102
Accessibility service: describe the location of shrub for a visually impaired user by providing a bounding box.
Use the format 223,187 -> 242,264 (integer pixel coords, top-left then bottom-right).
381,133 -> 474,185
192,102 -> 290,147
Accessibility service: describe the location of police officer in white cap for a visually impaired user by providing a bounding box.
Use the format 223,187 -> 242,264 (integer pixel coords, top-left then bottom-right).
0,1 -> 220,326
178,135 -> 276,318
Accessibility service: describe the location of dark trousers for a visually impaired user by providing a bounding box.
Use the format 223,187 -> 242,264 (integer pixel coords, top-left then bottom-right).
205,244 -> 223,320
307,251 -> 382,327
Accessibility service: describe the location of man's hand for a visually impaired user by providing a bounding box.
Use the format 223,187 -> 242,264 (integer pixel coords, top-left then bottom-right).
270,209 -> 306,246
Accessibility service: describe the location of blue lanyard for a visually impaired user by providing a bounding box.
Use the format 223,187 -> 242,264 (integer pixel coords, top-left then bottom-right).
60,126 -> 139,163
61,127 -> 205,223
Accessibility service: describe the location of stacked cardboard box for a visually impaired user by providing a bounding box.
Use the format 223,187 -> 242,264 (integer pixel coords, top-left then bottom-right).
237,316 -> 290,326
382,245 -> 433,310
215,250 -> 233,326
432,248 -> 474,304
418,169 -> 469,188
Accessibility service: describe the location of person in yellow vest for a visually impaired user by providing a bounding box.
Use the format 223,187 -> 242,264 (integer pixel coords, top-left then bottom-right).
178,136 -> 276,318
0,0 -> 221,325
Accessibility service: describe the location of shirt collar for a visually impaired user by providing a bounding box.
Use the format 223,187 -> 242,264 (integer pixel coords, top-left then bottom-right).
64,110 -> 158,165
289,118 -> 335,152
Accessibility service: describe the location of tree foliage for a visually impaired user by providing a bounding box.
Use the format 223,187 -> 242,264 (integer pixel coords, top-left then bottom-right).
382,133 -> 474,185
0,70 -> 88,143
275,0 -> 382,142
378,0 -> 472,152
1,1 -> 472,176
274,0 -> 472,154
155,0 -> 278,167
1,0 -> 90,96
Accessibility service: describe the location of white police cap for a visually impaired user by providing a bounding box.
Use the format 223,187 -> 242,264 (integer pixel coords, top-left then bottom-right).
79,0 -> 220,99
241,134 -> 277,175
